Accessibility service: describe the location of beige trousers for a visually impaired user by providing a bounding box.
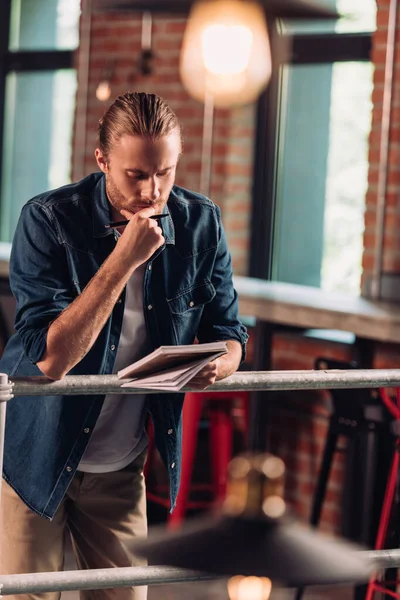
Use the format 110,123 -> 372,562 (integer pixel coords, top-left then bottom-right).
0,451 -> 148,600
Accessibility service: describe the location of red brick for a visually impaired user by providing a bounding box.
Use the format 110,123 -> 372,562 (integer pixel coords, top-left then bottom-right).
382,253 -> 400,270
364,209 -> 377,228
362,252 -> 376,270
164,20 -> 187,34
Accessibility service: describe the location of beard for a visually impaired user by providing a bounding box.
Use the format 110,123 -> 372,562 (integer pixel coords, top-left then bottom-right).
105,171 -> 170,218
105,172 -> 130,217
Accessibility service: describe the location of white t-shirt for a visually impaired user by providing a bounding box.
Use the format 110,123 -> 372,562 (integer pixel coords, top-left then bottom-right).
78,263 -> 149,473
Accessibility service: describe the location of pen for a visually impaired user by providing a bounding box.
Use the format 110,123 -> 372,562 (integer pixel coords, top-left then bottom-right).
106,214 -> 169,228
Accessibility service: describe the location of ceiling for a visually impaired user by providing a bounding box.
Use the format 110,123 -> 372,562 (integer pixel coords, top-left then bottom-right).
92,0 -> 339,20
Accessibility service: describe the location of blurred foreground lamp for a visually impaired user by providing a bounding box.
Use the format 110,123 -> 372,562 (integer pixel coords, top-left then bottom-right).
180,0 -> 272,107
133,454 -> 375,594
96,61 -> 114,102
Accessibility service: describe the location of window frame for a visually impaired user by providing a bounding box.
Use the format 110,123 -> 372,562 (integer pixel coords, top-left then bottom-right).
249,25 -> 373,280
0,0 -> 75,205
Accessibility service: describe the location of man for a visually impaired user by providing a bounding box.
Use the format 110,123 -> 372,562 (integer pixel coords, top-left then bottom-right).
0,92 -> 248,599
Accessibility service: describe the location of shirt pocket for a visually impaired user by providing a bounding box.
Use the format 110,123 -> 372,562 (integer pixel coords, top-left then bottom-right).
166,281 -> 216,344
167,281 -> 216,315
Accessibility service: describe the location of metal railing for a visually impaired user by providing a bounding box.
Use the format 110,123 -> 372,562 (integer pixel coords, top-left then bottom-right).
7,368 -> 400,395
0,566 -> 215,596
2,551 -> 400,596
2,369 -> 400,596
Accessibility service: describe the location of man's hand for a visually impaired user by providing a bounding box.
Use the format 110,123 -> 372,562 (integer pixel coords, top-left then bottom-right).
117,206 -> 165,269
188,340 -> 243,390
189,359 -> 220,390
37,206 -> 165,380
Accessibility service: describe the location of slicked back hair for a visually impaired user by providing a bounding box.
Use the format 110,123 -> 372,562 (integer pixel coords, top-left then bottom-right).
98,92 -> 182,158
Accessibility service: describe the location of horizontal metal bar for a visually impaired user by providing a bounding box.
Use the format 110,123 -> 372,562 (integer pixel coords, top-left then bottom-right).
0,566 -> 214,595
365,549 -> 400,570
291,32 -> 372,63
8,369 -> 400,396
5,50 -> 74,73
2,551 -> 400,595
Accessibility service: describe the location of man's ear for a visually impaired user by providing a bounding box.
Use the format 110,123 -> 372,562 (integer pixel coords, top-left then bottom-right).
95,148 -> 109,174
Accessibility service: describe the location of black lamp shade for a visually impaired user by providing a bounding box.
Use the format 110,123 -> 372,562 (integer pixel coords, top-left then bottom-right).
132,515 -> 374,587
92,0 -> 339,19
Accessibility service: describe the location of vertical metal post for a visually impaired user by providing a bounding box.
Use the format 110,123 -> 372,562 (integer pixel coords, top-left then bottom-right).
200,91 -> 214,198
0,372 -> 13,512
0,376 -> 7,489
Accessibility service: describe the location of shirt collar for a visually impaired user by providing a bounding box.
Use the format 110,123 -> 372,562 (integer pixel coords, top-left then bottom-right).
160,206 -> 175,245
92,174 -> 113,239
92,174 -> 175,245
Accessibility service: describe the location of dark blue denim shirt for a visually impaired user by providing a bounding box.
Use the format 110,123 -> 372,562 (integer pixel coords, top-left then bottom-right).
0,172 -> 248,520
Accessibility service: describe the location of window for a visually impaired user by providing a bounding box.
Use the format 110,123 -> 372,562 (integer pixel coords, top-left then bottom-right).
0,0 -> 80,243
284,0 -> 376,34
250,0 -> 376,296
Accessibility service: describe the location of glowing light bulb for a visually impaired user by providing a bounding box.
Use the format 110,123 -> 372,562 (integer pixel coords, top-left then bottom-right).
96,80 -> 112,102
180,0 -> 272,108
201,23 -> 253,75
227,575 -> 272,600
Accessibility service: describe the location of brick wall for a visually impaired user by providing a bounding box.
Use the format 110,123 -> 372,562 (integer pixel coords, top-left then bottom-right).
72,2 -> 398,538
364,0 -> 400,297
364,0 -> 400,384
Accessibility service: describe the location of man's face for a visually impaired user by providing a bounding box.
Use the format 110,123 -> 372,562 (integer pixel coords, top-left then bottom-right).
95,130 -> 182,219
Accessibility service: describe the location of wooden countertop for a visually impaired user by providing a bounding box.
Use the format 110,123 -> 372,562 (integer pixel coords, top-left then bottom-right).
234,276 -> 400,344
2,250 -> 400,344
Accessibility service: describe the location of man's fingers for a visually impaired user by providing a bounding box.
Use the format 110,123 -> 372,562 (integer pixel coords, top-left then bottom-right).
120,207 -> 156,221
190,373 -> 217,386
120,209 -> 134,220
196,363 -> 218,375
188,360 -> 219,389
136,206 -> 156,218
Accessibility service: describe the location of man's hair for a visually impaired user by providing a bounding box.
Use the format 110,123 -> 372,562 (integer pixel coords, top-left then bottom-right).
98,92 -> 182,157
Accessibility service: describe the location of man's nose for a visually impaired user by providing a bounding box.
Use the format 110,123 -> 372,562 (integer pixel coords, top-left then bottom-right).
141,178 -> 160,202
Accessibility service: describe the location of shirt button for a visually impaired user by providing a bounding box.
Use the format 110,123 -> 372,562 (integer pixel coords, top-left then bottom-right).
189,301 -> 194,307
66,466 -> 72,472
110,345 -> 116,351
171,462 -> 175,469
167,428 -> 173,435
84,428 -> 90,434
148,264 -> 152,271
148,305 -> 153,311
117,298 -> 122,304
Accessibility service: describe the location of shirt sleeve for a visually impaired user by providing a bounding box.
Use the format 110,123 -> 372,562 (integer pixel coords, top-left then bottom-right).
10,201 -> 74,364
196,205 -> 248,362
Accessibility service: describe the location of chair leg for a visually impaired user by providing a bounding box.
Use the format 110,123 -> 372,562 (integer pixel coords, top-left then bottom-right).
209,401 -> 233,505
168,393 -> 204,529
310,427 -> 339,526
294,425 -> 339,600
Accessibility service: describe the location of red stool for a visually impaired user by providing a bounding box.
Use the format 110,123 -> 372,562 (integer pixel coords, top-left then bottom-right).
145,391 -> 249,529
365,387 -> 400,600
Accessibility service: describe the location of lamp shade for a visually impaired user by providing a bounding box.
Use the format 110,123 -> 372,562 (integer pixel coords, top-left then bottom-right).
133,454 -> 374,588
132,514 -> 374,587
92,0 -> 339,19
179,0 -> 272,107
